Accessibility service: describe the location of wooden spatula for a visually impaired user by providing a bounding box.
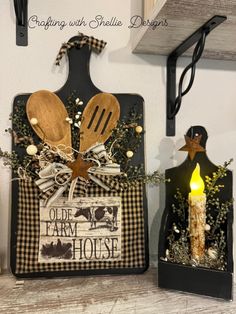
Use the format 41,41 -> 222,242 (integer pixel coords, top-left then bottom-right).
67,93 -> 120,192
79,93 -> 120,152
26,90 -> 72,155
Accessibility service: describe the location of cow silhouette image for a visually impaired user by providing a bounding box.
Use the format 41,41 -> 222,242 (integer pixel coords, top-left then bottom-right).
74,206 -> 118,232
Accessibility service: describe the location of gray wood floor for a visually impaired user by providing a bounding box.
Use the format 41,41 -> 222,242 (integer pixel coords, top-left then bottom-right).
0,269 -> 235,313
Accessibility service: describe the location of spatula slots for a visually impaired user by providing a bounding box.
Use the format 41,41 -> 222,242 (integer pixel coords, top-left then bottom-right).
79,93 -> 120,153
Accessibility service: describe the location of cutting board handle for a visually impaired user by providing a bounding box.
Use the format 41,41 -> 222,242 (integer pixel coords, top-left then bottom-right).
59,35 -> 101,95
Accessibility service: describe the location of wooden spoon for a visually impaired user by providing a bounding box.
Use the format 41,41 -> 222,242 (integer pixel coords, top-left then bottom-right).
79,93 -> 120,152
26,90 -> 72,155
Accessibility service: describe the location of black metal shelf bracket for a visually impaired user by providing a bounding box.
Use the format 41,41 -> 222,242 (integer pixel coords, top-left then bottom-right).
166,15 -> 227,136
13,0 -> 28,46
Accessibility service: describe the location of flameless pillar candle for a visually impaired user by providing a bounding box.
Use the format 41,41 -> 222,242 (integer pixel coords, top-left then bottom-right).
188,163 -> 206,262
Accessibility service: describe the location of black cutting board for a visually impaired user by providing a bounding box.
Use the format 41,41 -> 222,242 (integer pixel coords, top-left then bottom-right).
10,35 -> 149,277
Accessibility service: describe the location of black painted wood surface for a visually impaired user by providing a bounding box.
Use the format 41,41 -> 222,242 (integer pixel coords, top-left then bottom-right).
10,35 -> 149,278
158,126 -> 233,300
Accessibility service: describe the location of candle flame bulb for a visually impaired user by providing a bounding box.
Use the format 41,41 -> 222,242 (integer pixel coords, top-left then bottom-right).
190,163 -> 205,195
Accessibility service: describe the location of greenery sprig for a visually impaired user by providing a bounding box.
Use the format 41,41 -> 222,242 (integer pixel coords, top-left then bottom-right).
106,107 -> 143,171
64,90 -> 82,152
10,100 -> 34,138
0,148 -> 20,174
205,159 -> 233,199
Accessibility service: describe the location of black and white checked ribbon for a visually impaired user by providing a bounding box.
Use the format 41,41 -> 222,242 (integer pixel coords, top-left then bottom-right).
55,32 -> 107,65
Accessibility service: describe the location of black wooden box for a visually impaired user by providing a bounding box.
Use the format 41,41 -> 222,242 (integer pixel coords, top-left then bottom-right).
158,126 -> 233,300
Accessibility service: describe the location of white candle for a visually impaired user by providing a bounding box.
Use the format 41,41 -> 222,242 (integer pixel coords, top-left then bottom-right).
188,163 -> 206,262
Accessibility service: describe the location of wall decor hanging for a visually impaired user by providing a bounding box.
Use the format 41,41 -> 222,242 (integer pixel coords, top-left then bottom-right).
13,0 -> 28,46
3,32 -> 166,278
158,126 -> 233,300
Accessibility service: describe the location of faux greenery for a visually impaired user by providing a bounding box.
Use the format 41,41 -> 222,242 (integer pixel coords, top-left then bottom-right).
64,90 -> 82,152
164,159 -> 233,271
106,107 -> 143,170
0,95 -> 166,186
0,149 -> 19,174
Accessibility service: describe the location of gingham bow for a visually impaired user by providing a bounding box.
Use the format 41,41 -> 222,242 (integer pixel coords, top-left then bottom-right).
36,162 -> 122,206
36,144 -> 122,206
55,32 -> 107,65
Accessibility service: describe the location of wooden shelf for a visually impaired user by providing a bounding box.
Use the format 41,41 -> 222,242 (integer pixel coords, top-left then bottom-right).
132,0 -> 236,61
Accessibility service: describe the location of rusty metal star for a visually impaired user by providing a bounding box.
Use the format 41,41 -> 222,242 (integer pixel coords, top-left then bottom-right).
67,156 -> 94,181
179,134 -> 205,160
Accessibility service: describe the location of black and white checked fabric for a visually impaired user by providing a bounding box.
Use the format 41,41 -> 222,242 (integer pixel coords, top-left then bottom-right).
15,178 -> 146,274
55,32 -> 107,66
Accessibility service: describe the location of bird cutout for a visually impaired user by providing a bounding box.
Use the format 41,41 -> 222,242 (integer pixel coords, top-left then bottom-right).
179,134 -> 205,160
67,155 -> 94,181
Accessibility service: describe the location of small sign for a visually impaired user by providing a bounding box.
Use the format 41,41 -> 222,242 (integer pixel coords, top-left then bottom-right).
38,197 -> 122,263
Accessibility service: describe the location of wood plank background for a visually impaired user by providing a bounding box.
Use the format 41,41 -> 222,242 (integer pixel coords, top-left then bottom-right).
0,269 -> 235,313
133,0 -> 236,61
